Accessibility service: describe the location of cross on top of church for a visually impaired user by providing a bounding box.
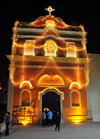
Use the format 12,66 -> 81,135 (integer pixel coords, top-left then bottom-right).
45,6 -> 55,16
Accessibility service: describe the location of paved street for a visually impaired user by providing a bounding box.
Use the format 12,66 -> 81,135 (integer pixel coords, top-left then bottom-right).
1,123 -> 100,139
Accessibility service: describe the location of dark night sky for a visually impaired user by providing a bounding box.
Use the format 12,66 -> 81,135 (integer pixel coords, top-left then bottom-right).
0,0 -> 100,62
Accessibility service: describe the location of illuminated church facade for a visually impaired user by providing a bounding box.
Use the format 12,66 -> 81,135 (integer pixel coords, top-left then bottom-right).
7,6 -> 93,124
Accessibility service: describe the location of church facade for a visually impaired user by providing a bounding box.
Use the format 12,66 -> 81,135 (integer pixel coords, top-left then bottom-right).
7,7 -> 92,125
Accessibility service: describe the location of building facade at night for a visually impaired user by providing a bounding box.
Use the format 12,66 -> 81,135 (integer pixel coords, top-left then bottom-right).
7,7 -> 92,125
87,53 -> 100,122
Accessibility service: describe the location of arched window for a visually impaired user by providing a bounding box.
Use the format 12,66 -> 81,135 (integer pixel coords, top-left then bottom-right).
19,89 -> 32,107
70,90 -> 81,107
21,91 -> 30,106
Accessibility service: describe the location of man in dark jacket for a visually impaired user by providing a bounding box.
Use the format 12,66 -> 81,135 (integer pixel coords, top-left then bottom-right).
55,111 -> 60,131
5,112 -> 10,136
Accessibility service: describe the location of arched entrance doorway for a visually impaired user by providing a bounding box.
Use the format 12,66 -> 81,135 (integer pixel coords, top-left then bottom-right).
42,91 -> 60,112
39,88 -> 63,123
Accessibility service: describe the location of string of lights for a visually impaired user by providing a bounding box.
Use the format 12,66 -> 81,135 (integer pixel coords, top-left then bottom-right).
11,17 -> 89,88
12,55 -> 89,88
14,41 -> 83,52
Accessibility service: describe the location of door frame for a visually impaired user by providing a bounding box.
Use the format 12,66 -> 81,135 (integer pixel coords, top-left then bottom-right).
39,88 -> 64,124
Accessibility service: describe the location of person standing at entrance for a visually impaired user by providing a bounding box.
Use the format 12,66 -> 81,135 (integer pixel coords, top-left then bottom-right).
5,112 -> 10,136
42,110 -> 46,127
47,110 -> 53,126
52,110 -> 56,125
55,112 -> 60,131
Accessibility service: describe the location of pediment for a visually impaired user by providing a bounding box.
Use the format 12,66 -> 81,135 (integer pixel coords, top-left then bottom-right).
28,15 -> 70,30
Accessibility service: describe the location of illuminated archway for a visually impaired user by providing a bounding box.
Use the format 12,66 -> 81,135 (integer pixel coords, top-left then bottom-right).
39,88 -> 64,123
37,74 -> 50,86
19,81 -> 33,89
37,74 -> 66,87
69,82 -> 81,90
38,88 -> 64,100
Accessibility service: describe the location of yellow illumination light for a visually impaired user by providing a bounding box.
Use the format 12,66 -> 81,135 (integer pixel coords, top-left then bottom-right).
16,106 -> 36,125
14,20 -> 19,27
69,82 -> 81,90
14,40 -> 83,52
21,119 -> 30,125
43,108 -> 50,112
44,40 -> 58,55
12,55 -> 89,88
46,20 -> 55,27
75,120 -> 79,124
37,74 -> 66,87
19,81 -> 33,89
53,74 -> 65,85
38,87 -> 64,100
37,74 -> 50,84
69,115 -> 83,123
29,57 -> 52,82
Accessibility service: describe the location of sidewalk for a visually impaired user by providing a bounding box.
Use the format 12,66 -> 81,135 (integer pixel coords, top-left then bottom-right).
1,123 -> 100,139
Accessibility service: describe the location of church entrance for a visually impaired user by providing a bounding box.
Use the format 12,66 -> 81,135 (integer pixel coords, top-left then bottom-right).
39,88 -> 63,124
42,91 -> 60,113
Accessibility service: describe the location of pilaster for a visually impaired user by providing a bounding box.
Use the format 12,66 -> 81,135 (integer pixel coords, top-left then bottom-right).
7,64 -> 16,117
84,67 -> 92,120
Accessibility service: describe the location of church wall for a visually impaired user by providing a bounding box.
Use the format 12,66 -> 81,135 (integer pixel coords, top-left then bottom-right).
63,86 -> 87,123
14,36 -> 83,58
11,64 -> 87,124
15,61 -> 84,67
16,46 -> 24,55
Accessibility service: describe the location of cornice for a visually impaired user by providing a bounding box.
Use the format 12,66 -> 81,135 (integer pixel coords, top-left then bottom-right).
36,84 -> 66,87
16,34 -> 82,42
13,27 -> 85,36
12,27 -> 43,34
15,64 -> 84,70
6,55 -> 93,64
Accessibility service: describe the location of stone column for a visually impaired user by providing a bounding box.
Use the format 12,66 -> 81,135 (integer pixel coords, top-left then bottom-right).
84,68 -> 92,120
39,93 -> 42,124
86,83 -> 92,120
